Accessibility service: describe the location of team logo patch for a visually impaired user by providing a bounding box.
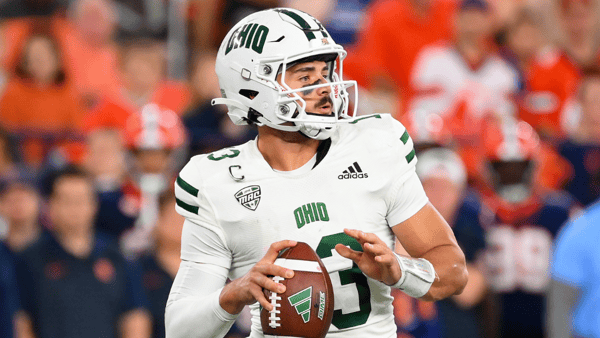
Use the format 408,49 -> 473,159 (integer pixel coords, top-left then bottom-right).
235,185 -> 261,211
288,286 -> 312,323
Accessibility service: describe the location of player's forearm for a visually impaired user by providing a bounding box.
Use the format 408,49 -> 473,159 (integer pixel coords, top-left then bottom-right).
165,288 -> 238,338
419,244 -> 468,302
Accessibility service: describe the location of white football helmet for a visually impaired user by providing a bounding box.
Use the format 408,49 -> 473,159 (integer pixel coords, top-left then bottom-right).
212,8 -> 358,140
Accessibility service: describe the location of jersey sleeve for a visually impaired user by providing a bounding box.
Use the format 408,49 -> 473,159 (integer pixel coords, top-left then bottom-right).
380,115 -> 429,226
175,157 -> 232,268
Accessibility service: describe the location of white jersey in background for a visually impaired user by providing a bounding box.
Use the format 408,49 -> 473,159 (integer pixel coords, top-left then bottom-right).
172,114 -> 429,337
408,43 -> 519,122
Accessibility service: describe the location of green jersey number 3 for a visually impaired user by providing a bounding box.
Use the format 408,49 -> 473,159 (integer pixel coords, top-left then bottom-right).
316,233 -> 371,329
207,148 -> 240,161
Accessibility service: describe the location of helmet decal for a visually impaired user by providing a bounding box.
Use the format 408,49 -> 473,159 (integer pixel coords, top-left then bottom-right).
225,24 -> 270,55
276,9 -> 328,41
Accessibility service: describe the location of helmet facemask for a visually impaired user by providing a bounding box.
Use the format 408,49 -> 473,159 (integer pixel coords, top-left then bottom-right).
489,159 -> 535,204
255,48 -> 357,140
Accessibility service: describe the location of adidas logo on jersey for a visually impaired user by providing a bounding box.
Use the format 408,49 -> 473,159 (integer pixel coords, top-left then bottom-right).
338,162 -> 368,179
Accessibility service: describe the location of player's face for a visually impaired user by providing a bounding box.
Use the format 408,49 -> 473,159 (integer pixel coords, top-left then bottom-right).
279,60 -> 333,115
134,149 -> 171,174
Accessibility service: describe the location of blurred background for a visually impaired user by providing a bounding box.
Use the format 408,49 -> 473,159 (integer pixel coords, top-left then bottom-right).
0,0 -> 598,337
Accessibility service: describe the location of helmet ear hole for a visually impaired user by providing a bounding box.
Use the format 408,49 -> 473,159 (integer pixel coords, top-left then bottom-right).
239,89 -> 259,100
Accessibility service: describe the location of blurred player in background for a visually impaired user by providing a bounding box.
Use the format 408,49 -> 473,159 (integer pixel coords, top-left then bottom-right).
166,8 -> 467,338
416,148 -> 488,338
14,166 -> 151,338
480,117 -> 579,338
548,199 -> 600,338
120,103 -> 187,257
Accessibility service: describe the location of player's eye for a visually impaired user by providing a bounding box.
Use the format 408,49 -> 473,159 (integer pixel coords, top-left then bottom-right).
299,75 -> 310,82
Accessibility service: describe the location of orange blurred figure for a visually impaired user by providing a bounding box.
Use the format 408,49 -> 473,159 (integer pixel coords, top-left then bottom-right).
0,34 -> 85,167
83,38 -> 190,134
344,0 -> 456,113
507,8 -> 580,140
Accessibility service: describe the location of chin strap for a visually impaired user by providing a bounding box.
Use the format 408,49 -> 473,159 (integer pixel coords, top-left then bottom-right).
211,98 -> 246,110
213,97 -> 335,137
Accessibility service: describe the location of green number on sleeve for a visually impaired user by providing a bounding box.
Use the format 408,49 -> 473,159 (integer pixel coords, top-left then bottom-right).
316,233 -> 371,329
207,149 -> 241,161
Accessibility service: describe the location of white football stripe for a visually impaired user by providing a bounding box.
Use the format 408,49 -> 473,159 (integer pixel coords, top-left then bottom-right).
274,258 -> 322,273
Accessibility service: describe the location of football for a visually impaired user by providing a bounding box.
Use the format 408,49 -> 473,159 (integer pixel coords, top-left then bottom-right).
260,242 -> 334,338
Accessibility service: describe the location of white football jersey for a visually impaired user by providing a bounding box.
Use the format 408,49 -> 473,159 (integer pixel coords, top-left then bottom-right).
174,114 -> 428,338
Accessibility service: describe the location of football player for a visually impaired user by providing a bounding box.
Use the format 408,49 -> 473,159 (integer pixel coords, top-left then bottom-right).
479,117 -> 579,338
165,8 -> 467,338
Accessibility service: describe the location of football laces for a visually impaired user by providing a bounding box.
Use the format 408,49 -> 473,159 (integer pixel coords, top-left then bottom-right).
268,276 -> 285,328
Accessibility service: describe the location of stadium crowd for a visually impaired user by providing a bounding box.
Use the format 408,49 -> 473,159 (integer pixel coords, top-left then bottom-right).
0,0 -> 598,337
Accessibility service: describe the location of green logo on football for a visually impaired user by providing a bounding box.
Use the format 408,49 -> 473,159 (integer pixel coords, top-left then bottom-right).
288,286 -> 312,323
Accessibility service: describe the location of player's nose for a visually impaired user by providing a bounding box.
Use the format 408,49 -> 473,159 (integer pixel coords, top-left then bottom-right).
316,75 -> 331,96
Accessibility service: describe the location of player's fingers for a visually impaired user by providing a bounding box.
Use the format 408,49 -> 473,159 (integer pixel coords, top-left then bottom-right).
343,228 -> 361,241
253,274 -> 286,294
262,240 -> 298,262
258,263 -> 295,279
356,231 -> 384,245
343,228 -> 382,246
363,242 -> 390,257
250,286 -> 274,311
335,243 -> 362,263
374,253 -> 395,265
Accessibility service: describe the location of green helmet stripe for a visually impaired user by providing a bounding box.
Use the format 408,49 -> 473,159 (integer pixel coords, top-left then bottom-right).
278,9 -> 316,41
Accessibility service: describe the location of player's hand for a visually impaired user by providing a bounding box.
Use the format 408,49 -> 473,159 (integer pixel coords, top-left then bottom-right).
335,228 -> 402,286
219,240 -> 297,315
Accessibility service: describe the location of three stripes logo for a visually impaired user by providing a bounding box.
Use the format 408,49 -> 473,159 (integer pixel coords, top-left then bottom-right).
338,162 -> 368,180
288,286 -> 312,323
